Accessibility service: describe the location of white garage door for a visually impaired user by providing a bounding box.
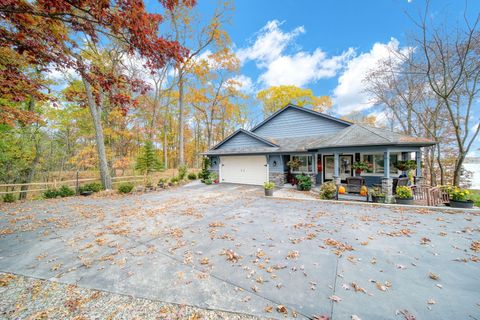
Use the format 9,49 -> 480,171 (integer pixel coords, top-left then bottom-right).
220,156 -> 268,185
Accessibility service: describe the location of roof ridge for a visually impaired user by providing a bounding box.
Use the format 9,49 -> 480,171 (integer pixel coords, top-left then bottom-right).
355,124 -> 393,143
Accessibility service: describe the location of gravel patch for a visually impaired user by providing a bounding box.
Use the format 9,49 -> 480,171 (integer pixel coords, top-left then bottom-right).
0,272 -> 264,320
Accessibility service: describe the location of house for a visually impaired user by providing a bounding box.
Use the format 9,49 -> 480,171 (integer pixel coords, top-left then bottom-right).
204,104 -> 435,197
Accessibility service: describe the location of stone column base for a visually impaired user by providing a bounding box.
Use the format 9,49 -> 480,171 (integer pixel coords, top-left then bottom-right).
269,172 -> 285,187
333,176 -> 341,185
382,177 -> 393,203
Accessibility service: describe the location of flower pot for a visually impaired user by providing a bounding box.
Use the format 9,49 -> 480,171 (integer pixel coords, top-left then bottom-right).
265,188 -> 273,196
355,169 -> 363,174
372,195 -> 385,203
395,197 -> 414,205
449,200 -> 474,209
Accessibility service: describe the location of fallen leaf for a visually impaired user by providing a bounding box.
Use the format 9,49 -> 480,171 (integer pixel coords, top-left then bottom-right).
471,241 -> 480,252
351,282 -> 367,293
329,295 -> 342,302
428,272 -> 439,280
276,305 -> 288,314
396,309 -> 416,320
427,298 -> 436,305
286,250 -> 299,260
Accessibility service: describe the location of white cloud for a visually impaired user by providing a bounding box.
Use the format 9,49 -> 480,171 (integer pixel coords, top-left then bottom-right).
237,20 -> 304,67
333,38 -> 406,116
237,20 -> 353,88
230,74 -> 255,94
47,66 -> 77,81
260,48 -> 354,87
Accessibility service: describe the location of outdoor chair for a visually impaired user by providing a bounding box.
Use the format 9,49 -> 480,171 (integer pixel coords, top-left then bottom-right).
393,177 -> 410,193
346,177 -> 365,193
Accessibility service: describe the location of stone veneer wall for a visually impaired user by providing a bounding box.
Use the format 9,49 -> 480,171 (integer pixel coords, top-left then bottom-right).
269,172 -> 285,187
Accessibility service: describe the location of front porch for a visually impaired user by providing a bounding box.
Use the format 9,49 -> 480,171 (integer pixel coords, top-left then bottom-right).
268,145 -> 424,201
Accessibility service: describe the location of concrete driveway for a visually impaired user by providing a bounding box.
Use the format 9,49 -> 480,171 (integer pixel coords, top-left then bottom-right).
0,182 -> 479,319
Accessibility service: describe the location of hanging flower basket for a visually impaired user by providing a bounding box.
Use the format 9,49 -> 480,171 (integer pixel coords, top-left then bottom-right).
352,161 -> 370,174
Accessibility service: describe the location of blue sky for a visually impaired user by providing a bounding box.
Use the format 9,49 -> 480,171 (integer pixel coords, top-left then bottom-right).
183,0 -> 479,155
130,0 -> 480,156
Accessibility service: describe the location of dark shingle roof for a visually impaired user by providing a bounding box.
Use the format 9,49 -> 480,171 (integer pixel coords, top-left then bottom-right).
204,113 -> 435,156
306,124 -> 436,149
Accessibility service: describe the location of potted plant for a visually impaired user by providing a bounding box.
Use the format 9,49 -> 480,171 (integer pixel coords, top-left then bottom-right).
394,160 -> 417,172
319,181 -> 337,200
395,186 -> 414,205
370,187 -> 385,203
352,161 -> 370,175
209,172 -> 219,183
287,158 -> 301,171
264,181 -> 275,196
449,187 -> 474,208
295,174 -> 312,191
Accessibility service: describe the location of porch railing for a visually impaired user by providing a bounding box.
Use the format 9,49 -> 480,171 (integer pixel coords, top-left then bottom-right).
413,185 -> 449,207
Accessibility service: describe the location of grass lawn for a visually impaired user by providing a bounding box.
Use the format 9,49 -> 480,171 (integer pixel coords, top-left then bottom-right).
469,189 -> 480,206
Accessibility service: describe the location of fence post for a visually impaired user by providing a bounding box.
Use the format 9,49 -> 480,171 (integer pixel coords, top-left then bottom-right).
76,170 -> 79,195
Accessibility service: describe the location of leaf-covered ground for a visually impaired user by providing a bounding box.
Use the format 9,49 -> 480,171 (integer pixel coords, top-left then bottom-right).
0,181 -> 479,319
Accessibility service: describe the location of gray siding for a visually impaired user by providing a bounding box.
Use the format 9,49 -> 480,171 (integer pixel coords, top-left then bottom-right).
268,155 -> 283,173
209,156 -> 219,170
216,132 -> 271,150
253,108 -> 349,139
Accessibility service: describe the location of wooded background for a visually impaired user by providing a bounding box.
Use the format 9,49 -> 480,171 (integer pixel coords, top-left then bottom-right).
1,0 -> 479,197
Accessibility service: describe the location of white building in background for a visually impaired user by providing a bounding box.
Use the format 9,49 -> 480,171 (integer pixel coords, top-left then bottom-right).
464,157 -> 480,189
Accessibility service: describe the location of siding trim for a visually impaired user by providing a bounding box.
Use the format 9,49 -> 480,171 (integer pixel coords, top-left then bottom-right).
251,104 -> 352,133
211,128 -> 278,150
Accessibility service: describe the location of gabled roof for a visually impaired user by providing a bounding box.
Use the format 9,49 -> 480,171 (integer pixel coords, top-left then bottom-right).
211,128 -> 279,150
307,124 -> 436,149
250,103 -> 352,132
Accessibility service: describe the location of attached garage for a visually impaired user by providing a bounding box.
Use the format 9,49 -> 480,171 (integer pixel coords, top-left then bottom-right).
220,155 -> 268,185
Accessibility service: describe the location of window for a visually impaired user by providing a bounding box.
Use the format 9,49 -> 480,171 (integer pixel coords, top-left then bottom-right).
291,155 -> 314,173
362,154 -> 398,175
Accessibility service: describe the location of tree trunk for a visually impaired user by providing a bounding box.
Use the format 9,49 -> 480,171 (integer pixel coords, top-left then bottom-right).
453,153 -> 466,186
163,116 -> 168,169
82,76 -> 112,189
435,143 -> 445,186
178,73 -> 185,166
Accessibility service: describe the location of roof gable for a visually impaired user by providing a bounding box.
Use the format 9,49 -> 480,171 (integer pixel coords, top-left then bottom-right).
251,104 -> 351,139
212,129 -> 278,150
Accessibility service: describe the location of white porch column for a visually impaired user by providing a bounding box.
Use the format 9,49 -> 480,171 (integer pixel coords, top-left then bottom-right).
333,152 -> 341,185
382,150 -> 393,202
415,151 -> 423,185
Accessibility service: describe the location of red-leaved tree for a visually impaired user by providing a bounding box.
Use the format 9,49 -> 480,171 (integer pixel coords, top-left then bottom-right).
0,0 -> 196,188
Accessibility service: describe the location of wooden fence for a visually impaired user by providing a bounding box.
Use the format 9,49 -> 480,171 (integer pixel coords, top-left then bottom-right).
0,168 -> 199,199
413,185 -> 450,206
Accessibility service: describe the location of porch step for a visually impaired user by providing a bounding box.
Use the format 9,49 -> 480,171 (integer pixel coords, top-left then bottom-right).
337,193 -> 368,202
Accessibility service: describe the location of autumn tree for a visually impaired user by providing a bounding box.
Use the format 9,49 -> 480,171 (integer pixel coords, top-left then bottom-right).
256,85 -> 332,117
415,2 -> 480,186
187,49 -> 246,149
1,0 -> 196,189
164,1 -> 231,165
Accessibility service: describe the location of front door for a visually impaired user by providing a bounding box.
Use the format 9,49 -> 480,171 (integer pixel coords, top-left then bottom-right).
323,155 -> 353,182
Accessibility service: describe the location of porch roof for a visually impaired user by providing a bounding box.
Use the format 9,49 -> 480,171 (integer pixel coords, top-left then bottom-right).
306,124 -> 436,150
